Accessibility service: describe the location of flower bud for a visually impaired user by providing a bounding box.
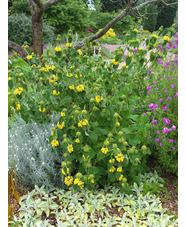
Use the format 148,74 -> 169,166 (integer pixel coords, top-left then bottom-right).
61,162 -> 67,167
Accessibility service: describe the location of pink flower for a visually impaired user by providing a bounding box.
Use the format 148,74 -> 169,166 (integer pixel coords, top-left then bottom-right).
172,147 -> 175,150
149,103 -> 154,108
163,118 -> 170,125
152,119 -> 157,124
159,99 -> 163,103
171,84 -> 175,88
172,125 -> 176,130
162,127 -> 171,134
162,107 -> 167,111
169,139 -> 174,143
175,93 -> 178,98
160,143 -> 163,146
155,138 -> 159,142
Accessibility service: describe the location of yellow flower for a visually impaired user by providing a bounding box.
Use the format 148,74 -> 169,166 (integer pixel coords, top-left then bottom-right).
74,178 -> 84,186
151,34 -> 158,39
75,74 -> 78,79
26,55 -> 32,60
51,132 -> 54,136
53,90 -> 60,95
66,43 -> 72,48
95,95 -> 103,103
57,121 -> 65,130
76,85 -> 85,92
77,49 -> 82,55
97,28 -> 116,38
67,144 -> 74,153
39,107 -> 46,112
118,174 -> 123,181
67,73 -> 73,78
112,59 -> 119,65
55,46 -> 61,52
64,176 -> 73,186
109,166 -> 116,172
69,85 -> 75,90
116,122 -> 120,127
14,104 -> 21,111
8,77 -> 12,81
51,65 -> 55,70
109,158 -> 115,164
101,147 -> 109,154
117,167 -> 122,172
82,119 -> 88,126
115,154 -> 124,162
14,87 -> 23,95
133,29 -> 139,32
51,140 -> 59,147
61,112 -> 66,117
128,54 -> 132,58
163,36 -> 170,42
75,139 -> 80,143
78,121 -> 83,127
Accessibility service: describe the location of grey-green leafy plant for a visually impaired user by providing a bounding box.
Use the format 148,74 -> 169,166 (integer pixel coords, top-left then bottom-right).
8,113 -> 65,189
9,177 -> 178,226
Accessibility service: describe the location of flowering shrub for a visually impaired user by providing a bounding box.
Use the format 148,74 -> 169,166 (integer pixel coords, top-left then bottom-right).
97,28 -> 116,38
8,28 -> 178,190
143,34 -> 178,174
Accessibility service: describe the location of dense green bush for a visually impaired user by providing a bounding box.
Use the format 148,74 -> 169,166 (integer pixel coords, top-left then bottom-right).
43,0 -> 95,35
143,4 -> 158,32
8,13 -> 56,46
8,114 -> 65,189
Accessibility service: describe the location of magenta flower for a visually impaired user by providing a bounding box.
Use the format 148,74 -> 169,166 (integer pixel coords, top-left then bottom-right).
160,143 -> 163,146
148,70 -> 152,75
167,76 -> 170,79
164,91 -> 168,94
172,147 -> 175,150
169,139 -> 174,143
134,48 -> 138,52
172,45 -> 177,49
153,81 -> 157,84
166,46 -> 170,49
166,104 -> 169,107
162,107 -> 167,111
158,45 -> 162,49
153,104 -> 158,108
159,99 -> 163,103
163,118 -> 170,125
172,125 -> 176,130
149,103 -> 154,108
171,84 -> 175,88
175,93 -> 178,98
152,119 -> 157,124
157,130 -> 160,134
167,97 -> 172,101
155,138 -> 160,142
143,113 -> 147,116
146,86 -> 151,90
155,87 -> 159,90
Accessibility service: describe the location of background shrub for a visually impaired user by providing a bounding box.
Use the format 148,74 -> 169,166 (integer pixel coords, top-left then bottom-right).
8,113 -> 65,189
143,4 -> 158,32
8,13 -> 56,46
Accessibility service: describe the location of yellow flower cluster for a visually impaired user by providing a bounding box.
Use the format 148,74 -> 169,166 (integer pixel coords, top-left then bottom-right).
26,55 -> 32,60
69,85 -> 75,90
133,29 -> 139,32
97,28 -> 116,38
109,166 -> 116,172
74,178 -> 84,187
61,112 -> 66,117
57,121 -> 65,129
101,147 -> 109,154
76,85 -> 85,92
51,140 -> 59,147
95,95 -> 103,103
53,90 -> 60,95
67,144 -> 74,153
109,158 -> 115,164
77,49 -> 82,55
163,36 -> 170,42
117,167 -> 122,172
14,87 -> 23,95
42,65 -> 55,72
13,104 -> 21,111
66,43 -> 72,48
78,119 -> 88,127
115,153 -> 124,162
112,59 -> 119,65
151,34 -> 158,39
75,139 -> 80,143
55,46 -> 61,52
67,73 -> 73,78
116,122 -> 120,127
39,107 -> 46,112
64,176 -> 73,186
118,174 -> 123,181
62,168 -> 69,175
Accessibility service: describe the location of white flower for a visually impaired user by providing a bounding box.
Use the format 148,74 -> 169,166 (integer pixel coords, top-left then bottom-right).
31,157 -> 35,161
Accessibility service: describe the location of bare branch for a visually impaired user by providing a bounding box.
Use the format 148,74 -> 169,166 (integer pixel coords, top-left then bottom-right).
42,0 -> 63,10
8,40 -> 28,62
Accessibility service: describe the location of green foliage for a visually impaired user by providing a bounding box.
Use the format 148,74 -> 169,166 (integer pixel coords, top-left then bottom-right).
90,11 -> 136,35
8,13 -> 56,46
143,4 -> 158,32
156,0 -> 178,30
43,0 -> 94,35
8,114 -> 65,189
9,178 -> 178,226
101,0 -> 128,12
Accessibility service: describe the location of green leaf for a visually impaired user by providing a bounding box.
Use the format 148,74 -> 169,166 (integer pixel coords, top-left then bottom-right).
129,135 -> 142,146
8,80 -> 14,89
128,114 -> 139,122
97,151 -> 105,161
89,131 -> 98,143
122,128 -> 131,134
150,51 -> 155,62
97,128 -> 109,136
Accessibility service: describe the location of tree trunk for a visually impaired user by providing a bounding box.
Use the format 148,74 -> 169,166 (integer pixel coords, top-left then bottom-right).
32,12 -> 43,56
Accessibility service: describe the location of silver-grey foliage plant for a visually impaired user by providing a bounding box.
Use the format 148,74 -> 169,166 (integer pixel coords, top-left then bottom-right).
8,113 -> 65,189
